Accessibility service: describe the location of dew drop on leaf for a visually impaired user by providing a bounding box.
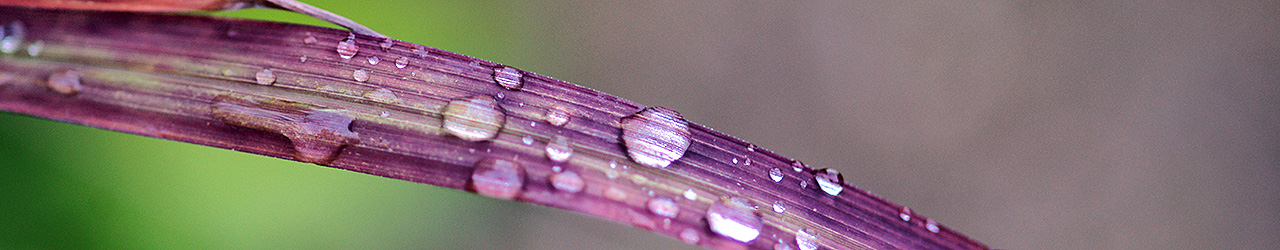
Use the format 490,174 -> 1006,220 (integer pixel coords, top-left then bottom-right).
706,197 -> 762,243
352,69 -> 369,82
814,168 -> 844,196
336,34 -> 358,59
621,107 -> 691,169
493,66 -> 523,90
395,57 -> 408,68
441,95 -> 506,142
469,158 -> 525,200
769,167 -> 783,182
549,171 -> 584,193
255,69 -> 275,85
545,135 -> 573,162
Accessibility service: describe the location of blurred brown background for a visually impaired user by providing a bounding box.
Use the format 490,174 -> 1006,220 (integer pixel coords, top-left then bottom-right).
2,0 -> 1276,249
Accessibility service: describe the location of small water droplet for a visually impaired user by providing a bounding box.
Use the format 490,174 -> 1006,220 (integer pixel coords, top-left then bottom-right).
43,70 -> 83,95
352,69 -> 369,82
706,197 -> 762,243
772,201 -> 786,213
362,88 -> 399,104
683,189 -> 698,200
545,106 -> 570,126
799,180 -> 808,188
680,228 -> 700,244
367,56 -> 380,65
609,160 -> 618,169
549,171 -> 584,193
395,57 -> 408,68
380,111 -> 390,117
647,197 -> 679,218
210,94 -> 360,164
604,186 -> 628,201
521,135 -> 534,145
925,219 -> 940,233
605,169 -> 619,179
899,207 -> 912,222
441,95 -> 506,142
732,158 -> 739,164
796,229 -> 819,250
255,69 -> 275,85
813,168 -> 844,196
336,34 -> 358,59
303,34 -> 317,44
747,144 -> 756,152
774,239 -> 795,250
378,38 -> 394,51
769,168 -> 783,182
26,40 -> 42,57
469,158 -> 525,200
299,55 -> 308,63
1,21 -> 25,54
545,135 -> 573,162
791,160 -> 805,172
621,107 -> 691,169
493,66 -> 523,90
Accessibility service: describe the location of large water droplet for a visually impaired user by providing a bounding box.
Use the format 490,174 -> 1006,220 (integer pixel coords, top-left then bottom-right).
210,94 -> 360,164
706,197 -> 762,243
352,69 -> 369,82
772,201 -> 786,214
255,69 -> 275,85
469,158 -> 525,200
813,168 -> 844,196
26,40 -> 42,57
925,219 -> 940,233
336,34 -> 358,59
796,229 -> 819,250
683,189 -> 698,200
545,106 -> 570,126
395,57 -> 409,68
549,171 -> 584,193
441,95 -> 506,142
647,197 -> 679,218
1,21 -> 24,54
493,66 -> 523,90
545,135 -> 573,162
362,88 -> 399,104
899,207 -> 912,222
621,107 -> 691,169
44,70 -> 83,95
769,167 -> 783,182
367,56 -> 381,65
680,229 -> 700,244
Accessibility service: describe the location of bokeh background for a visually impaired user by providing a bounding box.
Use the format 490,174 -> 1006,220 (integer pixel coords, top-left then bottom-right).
2,0 -> 1277,249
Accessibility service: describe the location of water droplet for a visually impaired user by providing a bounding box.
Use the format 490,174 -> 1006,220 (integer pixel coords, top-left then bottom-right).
814,168 -> 844,196
684,189 -> 698,200
799,180 -> 808,189
221,68 -> 234,77
791,160 -> 805,172
362,88 -> 399,104
772,201 -> 786,213
621,107 -> 691,169
1,21 -> 24,54
26,40 -> 42,57
395,57 -> 408,68
545,106 -> 570,126
469,158 -> 525,200
605,169 -> 619,179
255,69 -> 275,85
378,38 -> 394,51
745,158 -> 752,166
336,34 -> 358,59
521,135 -> 534,145
647,197 -> 679,218
706,197 -> 762,243
769,168 -> 783,182
210,94 -> 360,164
899,207 -> 912,222
352,69 -> 369,82
299,55 -> 308,63
604,186 -> 628,201
774,239 -> 795,250
732,158 -> 739,164
747,144 -> 756,152
303,34 -> 317,44
367,56 -> 380,65
545,135 -> 573,162
796,229 -> 819,250
380,111 -> 390,117
493,66 -> 523,90
43,70 -> 83,95
609,160 -> 618,169
441,95 -> 506,142
549,171 -> 584,193
925,219 -> 940,233
680,229 -> 700,244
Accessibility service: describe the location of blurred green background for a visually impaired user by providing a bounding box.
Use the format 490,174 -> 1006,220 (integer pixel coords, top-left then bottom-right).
2,1 -> 1278,249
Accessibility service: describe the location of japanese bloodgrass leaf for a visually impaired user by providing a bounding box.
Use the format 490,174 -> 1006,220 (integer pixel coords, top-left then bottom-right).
0,0 -> 385,38
0,6 -> 988,250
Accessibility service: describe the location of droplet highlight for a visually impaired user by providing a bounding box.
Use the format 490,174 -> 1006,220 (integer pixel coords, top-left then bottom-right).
706,197 -> 762,243
795,229 -> 819,250
545,106 -> 570,126
925,219 -> 940,233
43,70 -> 83,95
549,171 -> 584,193
899,207 -> 912,222
683,189 -> 698,200
493,66 -> 523,90
769,168 -> 783,182
441,95 -> 506,142
545,135 -> 573,163
469,158 -> 525,200
813,168 -> 844,196
620,107 -> 691,169
255,69 -> 275,85
336,34 -> 358,59
395,57 -> 408,68
646,197 -> 679,218
210,94 -> 360,164
299,55 -> 308,63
